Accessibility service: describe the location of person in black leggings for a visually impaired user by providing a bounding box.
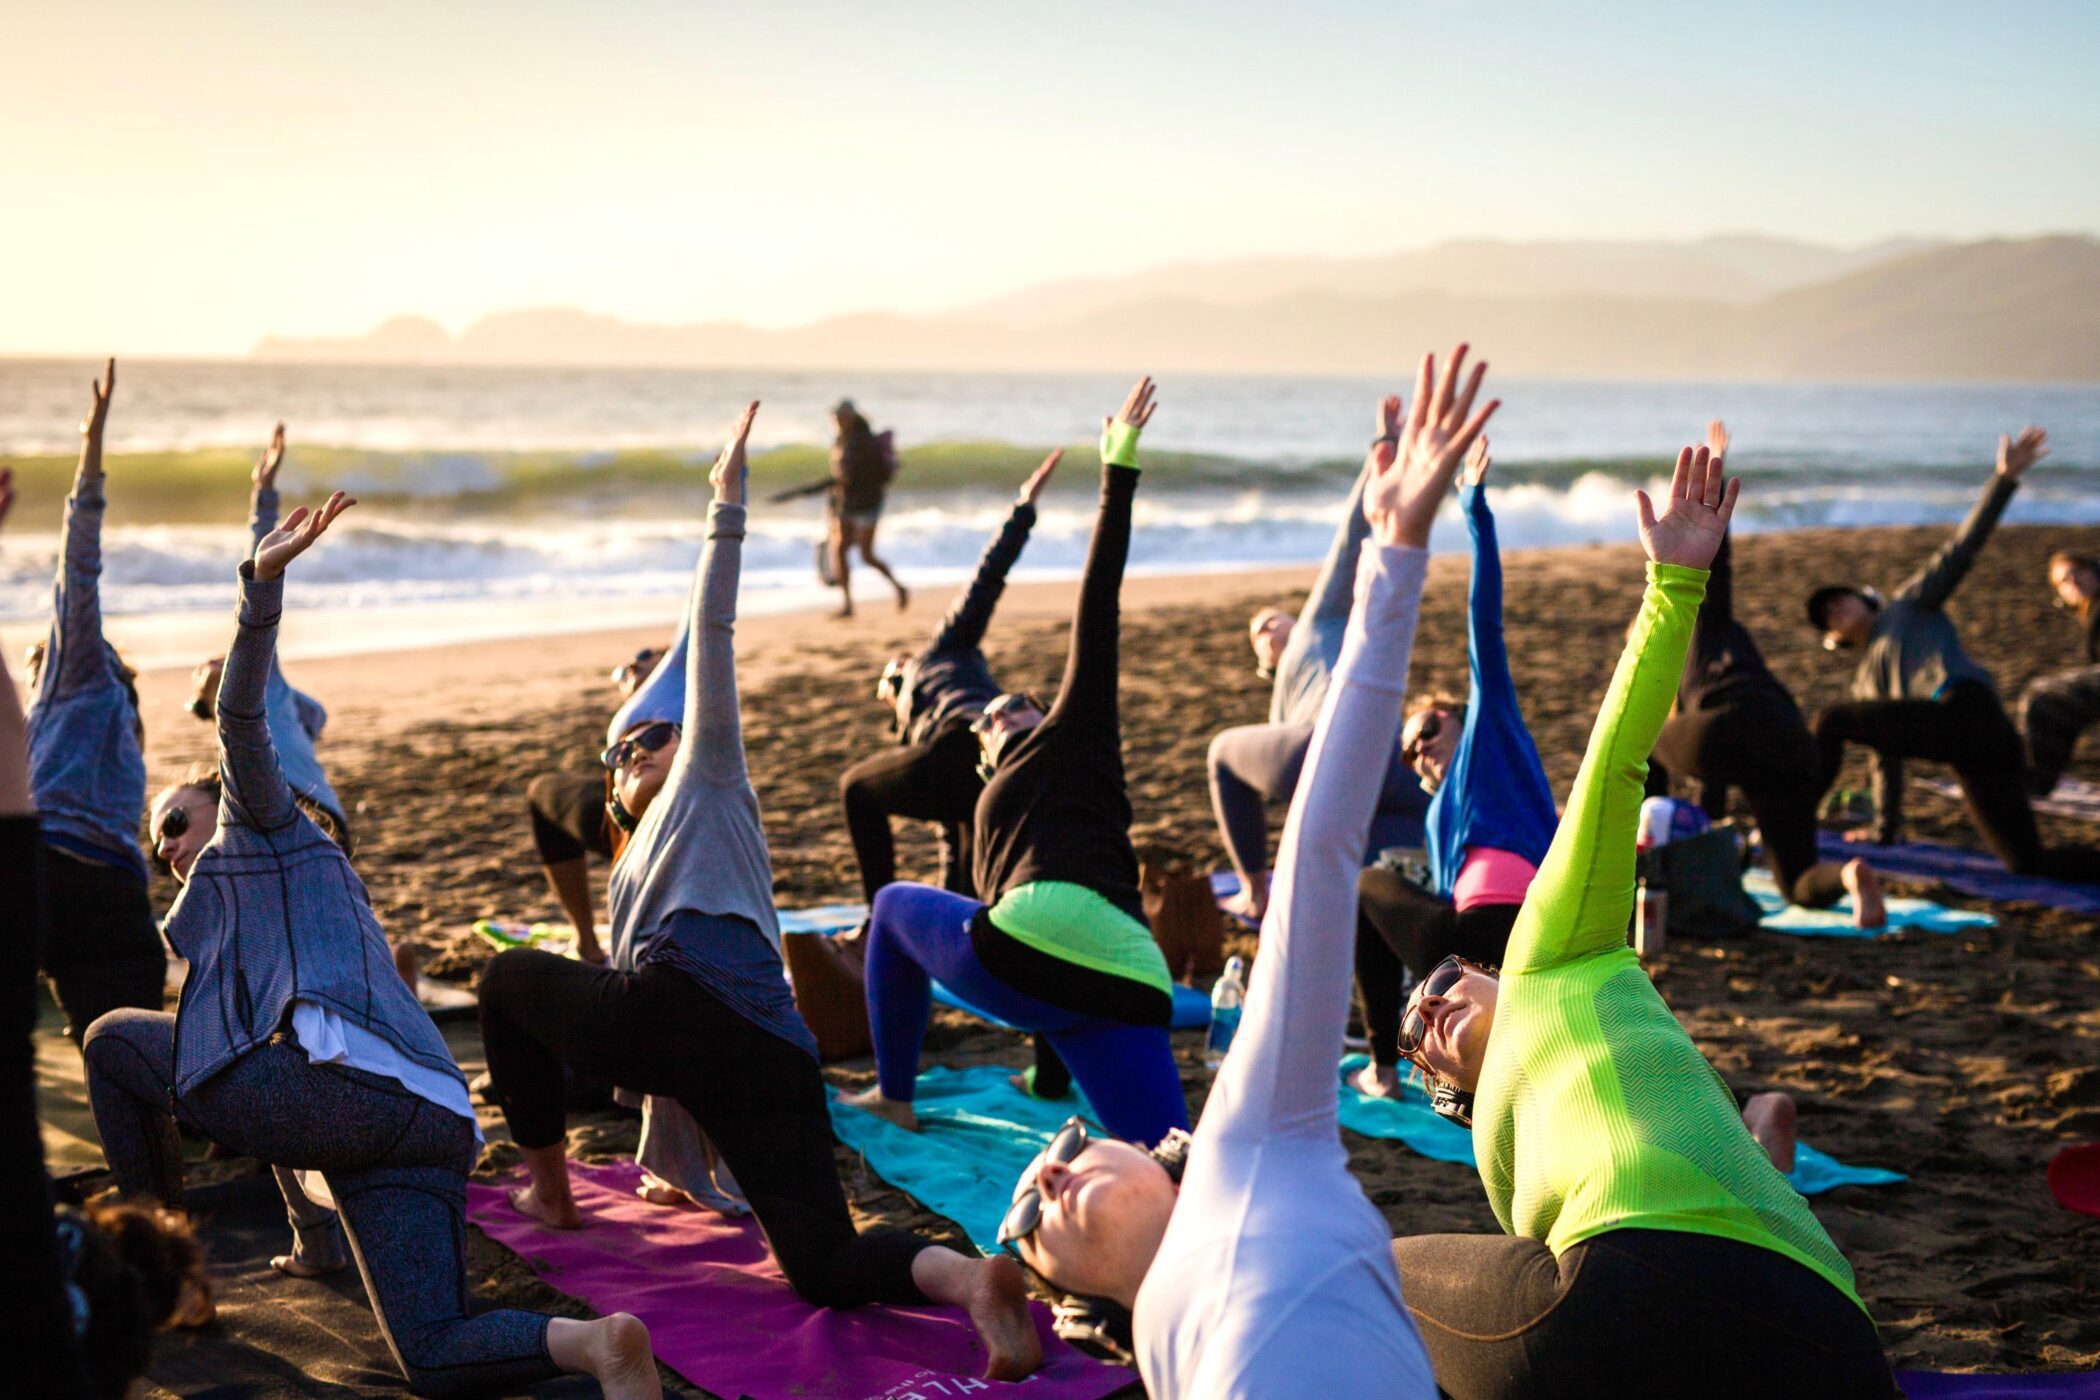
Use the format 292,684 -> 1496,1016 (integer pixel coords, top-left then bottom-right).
1647,420 -> 1886,924
841,449 -> 1062,902
1810,428 -> 2099,880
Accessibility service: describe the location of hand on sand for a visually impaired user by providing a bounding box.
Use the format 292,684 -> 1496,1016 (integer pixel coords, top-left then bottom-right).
80,357 -> 116,450
1997,426 -> 2048,480
1636,445 -> 1738,570
1365,345 -> 1499,549
255,422 -> 287,489
1018,448 -> 1063,506
254,491 -> 356,580
711,401 -> 760,505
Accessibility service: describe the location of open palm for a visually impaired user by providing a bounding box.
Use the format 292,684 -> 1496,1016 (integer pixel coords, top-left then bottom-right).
255,491 -> 356,580
1364,345 -> 1499,548
1636,445 -> 1737,569
711,401 -> 760,504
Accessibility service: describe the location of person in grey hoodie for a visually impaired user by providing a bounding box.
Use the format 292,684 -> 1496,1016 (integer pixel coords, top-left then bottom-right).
1809,428 -> 2098,880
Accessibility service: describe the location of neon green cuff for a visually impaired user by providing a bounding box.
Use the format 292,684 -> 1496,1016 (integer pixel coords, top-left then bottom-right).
1100,421 -> 1143,469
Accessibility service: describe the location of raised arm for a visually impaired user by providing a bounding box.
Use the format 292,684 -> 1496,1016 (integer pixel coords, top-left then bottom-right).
675,403 -> 759,788
1213,348 -> 1496,1140
1268,409 -> 1385,712
41,360 -> 118,705
1045,380 -> 1154,728
248,422 -> 287,553
1698,422 -> 1736,629
1502,446 -> 1734,975
764,477 -> 833,505
1896,429 -> 2042,608
221,492 -> 356,832
0,474 -> 30,813
1460,439 -> 1515,704
929,451 -> 1057,656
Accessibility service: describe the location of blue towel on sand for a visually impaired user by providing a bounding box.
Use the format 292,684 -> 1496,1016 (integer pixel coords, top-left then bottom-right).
1818,833 -> 2100,916
1336,1057 -> 1904,1196
1744,870 -> 1996,938
827,1065 -> 1093,1254
1895,1373 -> 2100,1398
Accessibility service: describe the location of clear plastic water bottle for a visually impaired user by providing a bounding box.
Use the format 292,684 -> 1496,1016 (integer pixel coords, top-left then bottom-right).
1205,955 -> 1246,1070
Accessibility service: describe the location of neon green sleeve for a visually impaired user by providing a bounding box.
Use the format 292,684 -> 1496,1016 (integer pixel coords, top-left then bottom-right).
1500,562 -> 1707,974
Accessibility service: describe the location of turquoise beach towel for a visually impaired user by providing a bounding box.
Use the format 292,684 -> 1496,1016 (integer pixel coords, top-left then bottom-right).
1336,1056 -> 1904,1196
1744,870 -> 1996,938
828,1065 -> 1095,1255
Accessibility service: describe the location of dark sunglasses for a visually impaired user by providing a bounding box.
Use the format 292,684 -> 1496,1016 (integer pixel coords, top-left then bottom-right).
1397,954 -> 1480,1059
158,804 -> 193,843
610,647 -> 664,686
1402,711 -> 1444,766
600,720 -> 679,771
996,1116 -> 1092,1250
973,692 -> 1045,734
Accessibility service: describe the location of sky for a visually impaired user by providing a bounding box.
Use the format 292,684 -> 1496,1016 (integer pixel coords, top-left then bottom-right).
2,0 -> 2096,357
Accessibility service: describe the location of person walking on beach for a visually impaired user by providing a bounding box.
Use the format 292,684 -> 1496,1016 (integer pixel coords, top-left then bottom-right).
2020,548 -> 2100,797
475,402 -> 1042,1382
1808,428 -> 2100,880
24,360 -> 165,1045
83,492 -> 662,1400
1647,420 -> 1886,925
773,400 -> 908,617
1211,395 -> 1429,923
840,378 -> 1191,1148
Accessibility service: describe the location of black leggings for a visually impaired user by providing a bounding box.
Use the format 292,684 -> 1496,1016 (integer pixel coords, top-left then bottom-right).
839,725 -> 982,903
1392,1227 -> 1897,1399
1355,866 -> 1520,1069
1815,683 -> 2100,881
1653,688 -> 1846,909
477,949 -> 932,1309
526,771 -> 612,866
41,849 -> 165,1044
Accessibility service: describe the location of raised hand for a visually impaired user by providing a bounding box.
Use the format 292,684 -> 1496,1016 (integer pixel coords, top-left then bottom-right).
1460,434 -> 1492,488
1997,426 -> 2048,480
1636,445 -> 1738,570
1018,448 -> 1063,506
1364,344 -> 1500,548
255,491 -> 356,580
1706,418 -> 1730,465
255,423 -> 288,488
80,358 -> 116,464
1100,376 -> 1157,467
710,401 -> 760,505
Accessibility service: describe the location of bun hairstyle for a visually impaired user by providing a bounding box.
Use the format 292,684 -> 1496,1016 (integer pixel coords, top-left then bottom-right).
64,1200 -> 212,1398
1049,1129 -> 1194,1366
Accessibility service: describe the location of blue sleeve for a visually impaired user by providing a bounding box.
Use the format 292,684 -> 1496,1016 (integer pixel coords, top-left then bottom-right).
1271,462 -> 1372,715
1462,483 -> 1514,707
249,484 -> 279,555
41,477 -> 112,704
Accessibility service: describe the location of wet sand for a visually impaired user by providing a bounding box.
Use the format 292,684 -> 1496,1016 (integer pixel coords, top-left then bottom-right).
126,525 -> 2100,1378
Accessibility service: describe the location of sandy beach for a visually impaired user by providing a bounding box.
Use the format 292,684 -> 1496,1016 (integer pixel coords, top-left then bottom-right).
94,522 -> 2100,1382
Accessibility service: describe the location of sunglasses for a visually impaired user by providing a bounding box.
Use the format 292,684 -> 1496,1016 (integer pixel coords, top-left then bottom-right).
996,1116 -> 1093,1250
1401,711 -> 1444,766
609,648 -> 663,686
600,720 -> 679,771
158,804 -> 194,843
1397,955 -> 1484,1059
972,692 -> 1045,734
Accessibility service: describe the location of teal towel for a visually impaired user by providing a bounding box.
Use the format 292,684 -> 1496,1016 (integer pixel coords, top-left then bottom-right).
828,1065 -> 1095,1254
1336,1056 -> 1904,1196
1744,870 -> 1995,938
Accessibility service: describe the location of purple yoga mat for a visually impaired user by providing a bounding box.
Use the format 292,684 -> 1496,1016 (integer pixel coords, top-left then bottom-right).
1895,1373 -> 2100,1397
466,1160 -> 1133,1400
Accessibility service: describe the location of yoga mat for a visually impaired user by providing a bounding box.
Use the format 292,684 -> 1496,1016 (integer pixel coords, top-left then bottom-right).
828,1064 -> 1096,1255
1894,1373 -> 2100,1398
1817,833 -> 2100,916
2048,1143 -> 2100,1219
1920,773 -> 2100,825
467,1160 -> 1132,1400
1743,870 -> 1996,938
1336,1056 -> 1904,1195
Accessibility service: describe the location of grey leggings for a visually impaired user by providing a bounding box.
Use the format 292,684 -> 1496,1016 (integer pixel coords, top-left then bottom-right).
82,1009 -> 556,1399
1207,720 -> 1428,884
2023,664 -> 2100,794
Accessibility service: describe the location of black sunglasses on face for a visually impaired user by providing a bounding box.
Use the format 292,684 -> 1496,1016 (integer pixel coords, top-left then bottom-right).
1397,954 -> 1473,1058
973,692 -> 1044,734
1402,711 -> 1444,766
158,804 -> 192,843
601,721 -> 679,771
997,1116 -> 1092,1250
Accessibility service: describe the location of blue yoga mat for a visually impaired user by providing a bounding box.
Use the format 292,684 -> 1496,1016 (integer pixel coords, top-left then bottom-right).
1894,1373 -> 2100,1398
1744,871 -> 1996,939
1817,833 -> 2100,917
827,1065 -> 1093,1254
1336,1057 -> 1904,1195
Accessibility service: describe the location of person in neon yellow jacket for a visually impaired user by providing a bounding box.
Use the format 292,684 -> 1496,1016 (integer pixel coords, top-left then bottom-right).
1392,445 -> 1899,1399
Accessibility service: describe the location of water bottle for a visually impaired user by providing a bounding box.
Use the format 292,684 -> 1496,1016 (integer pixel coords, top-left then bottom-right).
1205,956 -> 1246,1070
1635,866 -> 1669,959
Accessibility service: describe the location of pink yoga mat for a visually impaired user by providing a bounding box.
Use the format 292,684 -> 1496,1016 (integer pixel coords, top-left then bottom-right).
466,1161 -> 1133,1400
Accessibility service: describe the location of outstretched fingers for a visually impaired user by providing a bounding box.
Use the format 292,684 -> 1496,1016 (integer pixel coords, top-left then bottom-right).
1118,375 -> 1157,430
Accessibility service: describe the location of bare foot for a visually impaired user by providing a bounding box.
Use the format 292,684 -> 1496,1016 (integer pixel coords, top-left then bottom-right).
962,1255 -> 1042,1381
270,1250 -> 345,1279
635,1179 -> 691,1208
839,1084 -> 919,1132
549,1313 -> 661,1400
509,1182 -> 583,1229
1841,859 -> 1886,930
1351,1061 -> 1401,1099
833,604 -> 854,620
895,584 -> 911,611
1221,890 -> 1265,926
1741,1091 -> 1798,1175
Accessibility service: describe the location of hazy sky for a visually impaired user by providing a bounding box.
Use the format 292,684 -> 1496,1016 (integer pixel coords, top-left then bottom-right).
4,0 -> 2095,356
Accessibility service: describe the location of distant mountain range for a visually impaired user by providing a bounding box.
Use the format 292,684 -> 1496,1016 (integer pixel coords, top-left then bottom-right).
254,234 -> 2100,381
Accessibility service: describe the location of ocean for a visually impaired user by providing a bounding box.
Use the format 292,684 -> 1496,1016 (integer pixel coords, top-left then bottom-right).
2,358 -> 2095,655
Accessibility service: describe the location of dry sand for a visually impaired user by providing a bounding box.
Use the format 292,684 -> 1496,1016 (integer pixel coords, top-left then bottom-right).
122,526 -> 2100,1379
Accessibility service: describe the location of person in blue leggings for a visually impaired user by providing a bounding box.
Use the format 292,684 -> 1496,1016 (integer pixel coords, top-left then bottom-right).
842,378 -> 1190,1147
